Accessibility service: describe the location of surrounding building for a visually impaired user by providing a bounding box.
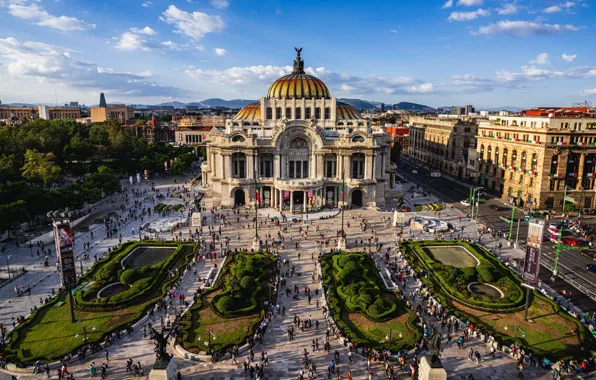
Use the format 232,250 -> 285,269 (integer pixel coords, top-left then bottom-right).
99,93 -> 107,108
124,116 -> 173,144
201,49 -> 396,209
0,105 -> 37,122
174,118 -> 211,145
475,106 -> 596,211
90,105 -> 135,123
38,106 -> 81,120
409,116 -> 477,179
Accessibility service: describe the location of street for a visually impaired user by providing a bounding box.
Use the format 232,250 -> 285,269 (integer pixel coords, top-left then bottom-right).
399,157 -> 596,312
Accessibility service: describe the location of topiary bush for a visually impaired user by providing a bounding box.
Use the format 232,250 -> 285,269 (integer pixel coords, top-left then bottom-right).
120,268 -> 141,285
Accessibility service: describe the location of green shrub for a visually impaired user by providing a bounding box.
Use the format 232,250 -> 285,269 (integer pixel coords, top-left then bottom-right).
216,295 -> 235,313
240,276 -> 255,289
338,261 -> 362,283
477,263 -> 495,283
120,268 -> 141,285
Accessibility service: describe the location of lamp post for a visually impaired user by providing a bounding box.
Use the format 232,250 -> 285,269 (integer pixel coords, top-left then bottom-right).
198,328 -> 217,353
384,328 -> 402,345
6,255 -> 11,280
267,282 -> 276,304
504,325 -> 525,347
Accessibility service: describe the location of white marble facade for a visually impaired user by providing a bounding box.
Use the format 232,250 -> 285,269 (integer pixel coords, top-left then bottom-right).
201,49 -> 396,211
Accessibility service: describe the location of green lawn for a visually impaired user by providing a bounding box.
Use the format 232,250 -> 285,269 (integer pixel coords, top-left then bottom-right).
423,245 -> 479,268
122,246 -> 176,268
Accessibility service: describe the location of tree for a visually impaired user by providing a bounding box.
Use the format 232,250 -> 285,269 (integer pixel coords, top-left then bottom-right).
84,165 -> 121,198
21,149 -> 61,184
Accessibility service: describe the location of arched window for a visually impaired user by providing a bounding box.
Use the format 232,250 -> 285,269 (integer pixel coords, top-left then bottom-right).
531,153 -> 538,171
511,150 -> 517,166
305,108 -> 312,119
494,147 -> 499,165
503,149 -> 508,166
295,108 -> 302,119
352,135 -> 365,143
275,107 -> 282,119
480,144 -> 485,159
338,122 -> 344,126
285,107 -> 292,119
266,107 -> 272,120
252,122 -> 259,126
487,146 -> 492,164
231,135 -> 245,142
315,107 -> 321,119
347,122 -> 353,126
243,122 -> 250,126
358,122 -> 364,126
324,107 -> 331,120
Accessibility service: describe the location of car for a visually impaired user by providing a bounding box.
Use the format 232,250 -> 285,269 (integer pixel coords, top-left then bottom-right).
587,264 -> 596,273
546,234 -> 559,243
581,250 -> 596,260
563,237 -> 580,247
460,200 -> 470,206
412,169 -> 418,174
401,205 -> 411,212
489,204 -> 497,209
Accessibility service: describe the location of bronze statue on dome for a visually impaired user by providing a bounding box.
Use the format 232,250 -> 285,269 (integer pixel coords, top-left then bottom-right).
293,47 -> 304,73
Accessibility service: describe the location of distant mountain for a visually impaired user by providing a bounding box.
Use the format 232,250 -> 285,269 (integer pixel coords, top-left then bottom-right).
393,102 -> 435,112
196,98 -> 258,109
158,101 -> 187,108
337,98 -> 377,110
477,106 -> 525,112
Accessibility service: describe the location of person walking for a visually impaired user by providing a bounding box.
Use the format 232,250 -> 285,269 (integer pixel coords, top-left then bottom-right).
518,362 -> 524,378
105,349 -> 109,362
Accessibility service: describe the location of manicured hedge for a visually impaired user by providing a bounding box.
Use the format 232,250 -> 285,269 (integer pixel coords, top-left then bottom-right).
402,241 -> 525,311
321,252 -> 422,351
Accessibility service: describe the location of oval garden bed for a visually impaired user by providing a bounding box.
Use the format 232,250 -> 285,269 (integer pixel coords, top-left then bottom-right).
402,240 -> 594,360
321,252 -> 421,352
177,252 -> 278,354
5,241 -> 196,364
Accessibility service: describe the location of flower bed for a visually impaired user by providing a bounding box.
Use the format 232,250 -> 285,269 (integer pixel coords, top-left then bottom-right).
321,252 -> 421,351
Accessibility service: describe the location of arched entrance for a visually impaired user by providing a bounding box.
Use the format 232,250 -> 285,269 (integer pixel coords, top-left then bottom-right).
293,191 -> 304,211
351,189 -> 363,208
234,188 -> 246,207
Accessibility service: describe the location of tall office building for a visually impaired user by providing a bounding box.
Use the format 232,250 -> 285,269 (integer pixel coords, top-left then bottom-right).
99,93 -> 107,108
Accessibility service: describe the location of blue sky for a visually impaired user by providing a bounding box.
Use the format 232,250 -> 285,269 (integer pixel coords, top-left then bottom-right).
0,0 -> 594,109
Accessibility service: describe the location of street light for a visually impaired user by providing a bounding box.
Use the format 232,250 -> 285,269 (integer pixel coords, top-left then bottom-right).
75,325 -> 96,345
504,325 -> 525,347
6,255 -> 11,280
384,328 -> 402,345
197,328 -> 217,351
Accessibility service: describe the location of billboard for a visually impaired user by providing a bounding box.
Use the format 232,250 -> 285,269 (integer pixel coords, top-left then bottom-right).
191,212 -> 202,227
521,220 -> 545,289
53,220 -> 77,290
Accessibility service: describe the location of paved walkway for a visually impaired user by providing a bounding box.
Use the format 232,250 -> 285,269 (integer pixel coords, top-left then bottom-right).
0,180 -> 582,379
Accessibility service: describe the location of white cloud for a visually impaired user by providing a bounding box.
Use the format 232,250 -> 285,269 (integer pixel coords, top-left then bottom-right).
407,83 -> 434,93
161,41 -> 186,51
210,0 -> 229,9
498,3 -> 518,15
115,32 -> 154,51
131,26 -> 157,35
457,0 -> 482,5
582,88 -> 596,96
448,8 -> 489,21
4,0 -> 95,31
544,1 -> 575,13
390,29 -> 398,33
0,37 -> 185,98
213,48 -> 226,56
562,53 -> 577,62
442,0 -> 453,8
276,8 -> 282,15
161,5 -> 226,41
142,1 -> 153,7
476,20 -> 580,36
530,53 -> 549,65
185,63 -> 421,95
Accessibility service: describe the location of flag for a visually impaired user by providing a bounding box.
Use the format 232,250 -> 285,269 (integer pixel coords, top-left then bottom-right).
255,178 -> 261,205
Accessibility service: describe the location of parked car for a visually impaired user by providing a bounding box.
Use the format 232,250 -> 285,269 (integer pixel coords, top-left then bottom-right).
546,234 -> 559,243
412,169 -> 418,174
563,237 -> 580,247
460,200 -> 470,206
401,205 -> 411,212
586,264 -> 596,273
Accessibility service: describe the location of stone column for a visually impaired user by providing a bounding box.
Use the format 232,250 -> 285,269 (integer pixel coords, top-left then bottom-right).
317,154 -> 324,179
290,191 -> 294,212
247,154 -> 254,178
337,153 -> 343,178
303,191 -> 307,212
372,153 -> 376,180
279,190 -> 283,212
577,153 -> 586,190
221,154 -> 226,179
274,155 -> 280,178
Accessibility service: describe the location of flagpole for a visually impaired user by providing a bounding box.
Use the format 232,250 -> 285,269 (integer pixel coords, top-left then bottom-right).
338,168 -> 346,251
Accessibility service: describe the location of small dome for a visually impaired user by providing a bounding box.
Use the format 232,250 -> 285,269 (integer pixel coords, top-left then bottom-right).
336,102 -> 363,120
234,102 -> 260,120
267,48 -> 330,100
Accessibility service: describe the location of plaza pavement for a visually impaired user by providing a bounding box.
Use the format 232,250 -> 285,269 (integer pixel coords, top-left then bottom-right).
0,175 -> 577,379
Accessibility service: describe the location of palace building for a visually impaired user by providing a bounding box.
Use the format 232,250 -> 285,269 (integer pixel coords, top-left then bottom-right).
201,49 -> 396,210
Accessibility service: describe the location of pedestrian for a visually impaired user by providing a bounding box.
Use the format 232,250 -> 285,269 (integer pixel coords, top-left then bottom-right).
518,362 -> 524,378
105,349 -> 109,362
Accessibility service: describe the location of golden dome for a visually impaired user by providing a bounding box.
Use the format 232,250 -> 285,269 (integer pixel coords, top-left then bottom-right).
267,48 -> 330,100
234,102 -> 260,120
336,102 -> 363,120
